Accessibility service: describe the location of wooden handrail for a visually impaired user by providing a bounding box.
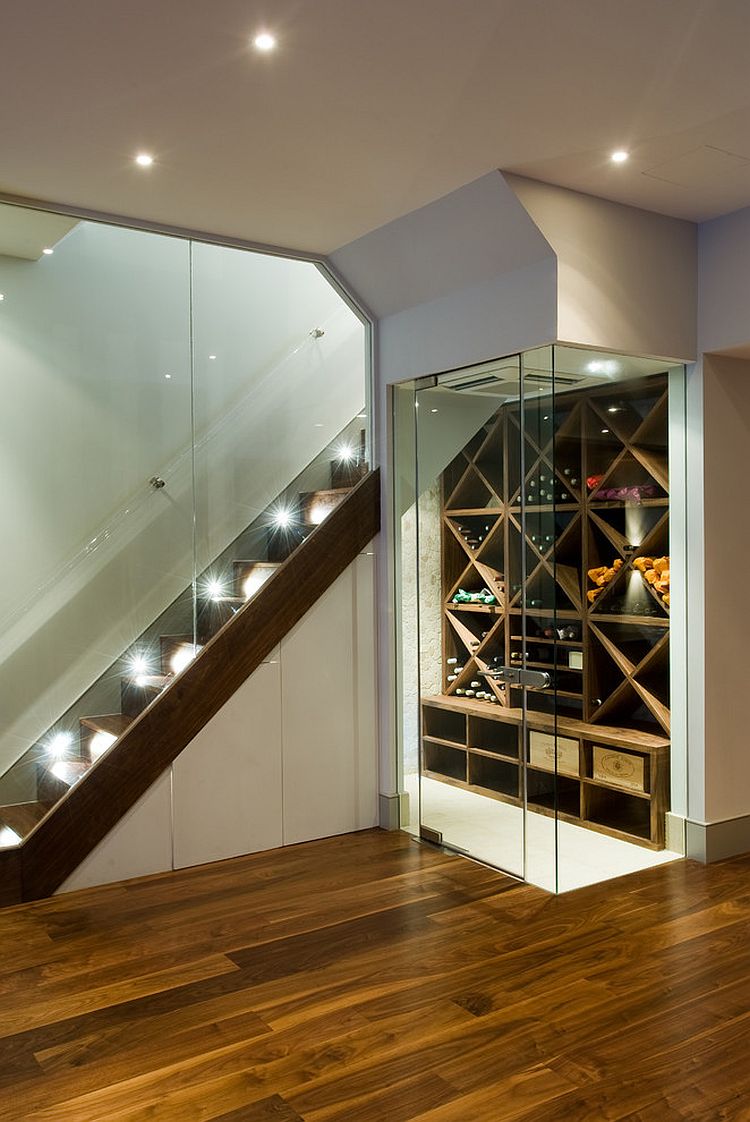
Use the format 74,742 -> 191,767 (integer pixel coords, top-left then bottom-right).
15,469 -> 380,902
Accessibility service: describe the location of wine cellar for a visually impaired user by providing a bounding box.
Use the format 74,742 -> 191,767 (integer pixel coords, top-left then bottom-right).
420,373 -> 671,848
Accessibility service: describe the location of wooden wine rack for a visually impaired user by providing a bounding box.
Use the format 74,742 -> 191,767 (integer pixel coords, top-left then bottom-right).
422,374 -> 671,849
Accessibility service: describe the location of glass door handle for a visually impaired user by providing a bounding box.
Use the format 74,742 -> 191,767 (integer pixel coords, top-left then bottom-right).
480,668 -> 552,690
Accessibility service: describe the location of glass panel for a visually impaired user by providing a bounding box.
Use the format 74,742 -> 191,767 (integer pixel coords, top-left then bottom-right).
541,345 -> 683,891
415,357 -> 526,878
0,205 -> 370,851
393,381 -> 420,835
0,206 -> 193,839
190,243 -> 368,649
398,342 -> 686,893
519,345 -> 561,892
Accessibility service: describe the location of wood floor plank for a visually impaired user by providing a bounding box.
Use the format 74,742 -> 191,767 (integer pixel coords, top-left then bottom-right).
4,829 -> 750,1120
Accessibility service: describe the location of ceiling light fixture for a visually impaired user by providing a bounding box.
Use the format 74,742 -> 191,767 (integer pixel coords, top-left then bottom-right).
253,31 -> 277,51
208,354 -> 216,361
135,152 -> 154,167
610,150 -> 629,164
42,247 -> 54,256
0,294 -> 5,301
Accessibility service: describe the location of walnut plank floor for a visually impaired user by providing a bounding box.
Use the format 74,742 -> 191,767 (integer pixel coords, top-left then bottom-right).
1,830 -> 750,1120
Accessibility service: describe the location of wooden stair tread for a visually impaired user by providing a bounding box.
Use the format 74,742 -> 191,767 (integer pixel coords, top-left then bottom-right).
80,714 -> 131,736
0,801 -> 51,838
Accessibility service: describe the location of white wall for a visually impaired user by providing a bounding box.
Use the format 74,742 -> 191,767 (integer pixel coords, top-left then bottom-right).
331,172 -> 558,803
506,174 -> 697,362
700,355 -> 750,822
698,205 -> 750,356
681,209 -> 750,857
0,218 -> 365,779
58,550 -> 378,892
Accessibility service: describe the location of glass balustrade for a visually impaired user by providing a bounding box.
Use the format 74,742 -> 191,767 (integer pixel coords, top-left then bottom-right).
0,203 -> 369,845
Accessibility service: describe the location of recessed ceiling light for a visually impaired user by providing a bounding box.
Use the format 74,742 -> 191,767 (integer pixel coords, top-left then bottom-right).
610,150 -> 629,164
253,31 -> 277,51
0,294 -> 5,301
135,152 -> 154,167
164,373 -> 172,380
208,354 -> 216,361
431,408 -> 439,413
42,247 -> 54,256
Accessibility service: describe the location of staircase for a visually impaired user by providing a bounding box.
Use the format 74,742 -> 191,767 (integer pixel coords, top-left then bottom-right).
0,442 -> 380,906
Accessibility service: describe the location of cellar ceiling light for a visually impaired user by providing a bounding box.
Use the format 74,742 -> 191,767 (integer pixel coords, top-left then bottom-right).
135,152 -> 154,167
253,31 -> 277,51
42,247 -> 54,255
610,149 -> 629,164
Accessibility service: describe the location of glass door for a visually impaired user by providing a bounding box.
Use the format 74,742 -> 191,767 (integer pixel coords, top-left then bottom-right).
409,345 -> 683,892
413,353 -> 560,885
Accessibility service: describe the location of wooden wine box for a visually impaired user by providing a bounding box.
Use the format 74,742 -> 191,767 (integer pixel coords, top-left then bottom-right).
529,731 -> 579,777
593,746 -> 646,792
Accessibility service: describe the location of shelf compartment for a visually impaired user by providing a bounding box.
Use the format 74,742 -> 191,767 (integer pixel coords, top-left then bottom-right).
468,716 -> 519,759
422,704 -> 466,744
526,769 -> 580,817
422,740 -> 467,782
584,784 -> 651,841
468,753 -> 519,799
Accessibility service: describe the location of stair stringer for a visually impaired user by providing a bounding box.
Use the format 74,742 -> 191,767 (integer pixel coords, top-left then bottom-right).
11,469 -> 380,903
58,551 -> 378,894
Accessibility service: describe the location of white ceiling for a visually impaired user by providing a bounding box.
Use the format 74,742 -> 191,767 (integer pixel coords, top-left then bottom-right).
2,0 -> 750,253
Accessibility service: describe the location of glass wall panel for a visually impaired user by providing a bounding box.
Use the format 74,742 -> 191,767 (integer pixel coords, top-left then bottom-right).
191,244 -> 368,646
0,206 -> 192,828
0,203 -> 369,848
396,344 -> 687,894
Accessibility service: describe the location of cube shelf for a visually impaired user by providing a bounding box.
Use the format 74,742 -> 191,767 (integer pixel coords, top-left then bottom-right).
422,373 -> 671,849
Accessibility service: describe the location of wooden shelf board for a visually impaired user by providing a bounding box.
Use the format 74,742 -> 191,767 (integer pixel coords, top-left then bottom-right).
467,746 -> 520,765
421,695 -> 670,751
445,602 -> 503,614
589,613 -> 669,628
511,636 -> 583,648
583,776 -> 651,801
422,734 -> 467,750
